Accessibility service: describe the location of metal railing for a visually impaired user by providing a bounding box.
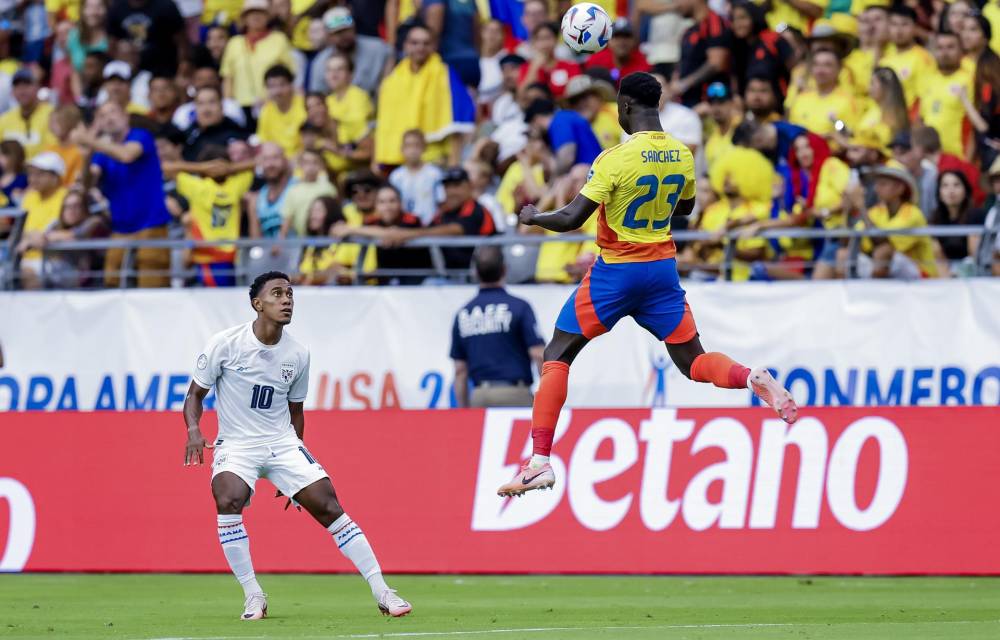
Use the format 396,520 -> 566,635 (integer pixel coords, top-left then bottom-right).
1,205 -> 997,289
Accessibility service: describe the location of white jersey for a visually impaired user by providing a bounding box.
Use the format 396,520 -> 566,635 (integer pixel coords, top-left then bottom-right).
192,322 -> 310,445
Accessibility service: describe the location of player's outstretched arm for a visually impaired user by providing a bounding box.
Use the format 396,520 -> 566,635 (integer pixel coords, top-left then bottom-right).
519,194 -> 599,233
183,382 -> 211,466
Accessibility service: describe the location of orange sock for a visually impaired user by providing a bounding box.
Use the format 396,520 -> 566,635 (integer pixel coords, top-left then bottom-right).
531,361 -> 570,456
690,352 -> 750,390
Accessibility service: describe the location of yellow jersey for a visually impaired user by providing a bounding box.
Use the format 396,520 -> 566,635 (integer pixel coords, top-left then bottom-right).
497,161 -> 545,215
591,105 -> 622,150
21,187 -> 66,261
812,157 -> 852,229
918,66 -> 974,158
45,0 -> 78,21
697,198 -> 772,281
0,103 -> 56,159
325,87 -> 374,173
178,171 -> 254,264
578,131 -> 696,263
880,45 -> 934,108
257,95 -> 307,158
764,0 -> 829,33
202,0 -> 242,25
843,47 -> 881,98
985,2 -> 1000,56
787,86 -> 860,137
861,202 -> 937,276
220,32 -> 296,107
535,215 -> 600,283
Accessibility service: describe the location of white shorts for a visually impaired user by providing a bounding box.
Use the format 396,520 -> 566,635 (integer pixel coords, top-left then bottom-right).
211,434 -> 328,500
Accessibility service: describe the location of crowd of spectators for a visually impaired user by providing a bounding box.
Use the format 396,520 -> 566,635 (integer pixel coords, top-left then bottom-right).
0,0 -> 998,289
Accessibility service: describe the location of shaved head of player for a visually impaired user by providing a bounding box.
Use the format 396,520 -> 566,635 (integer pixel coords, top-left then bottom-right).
182,271 -> 412,620
501,72 -> 799,497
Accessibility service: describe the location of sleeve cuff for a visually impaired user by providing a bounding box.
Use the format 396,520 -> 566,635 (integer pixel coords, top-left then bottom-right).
192,377 -> 214,390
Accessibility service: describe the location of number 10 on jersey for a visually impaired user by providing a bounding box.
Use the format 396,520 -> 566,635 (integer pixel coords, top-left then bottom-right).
623,174 -> 686,230
250,384 -> 274,409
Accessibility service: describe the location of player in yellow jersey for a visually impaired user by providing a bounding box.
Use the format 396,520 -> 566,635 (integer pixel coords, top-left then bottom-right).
497,73 -> 798,498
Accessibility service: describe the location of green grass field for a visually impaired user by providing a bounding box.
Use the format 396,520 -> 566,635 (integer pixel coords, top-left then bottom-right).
1,575 -> 998,640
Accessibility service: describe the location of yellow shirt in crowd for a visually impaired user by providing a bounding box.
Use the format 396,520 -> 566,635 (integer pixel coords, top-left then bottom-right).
880,45 -> 934,109
812,157 -> 852,229
21,187 -> 67,261
496,161 -> 545,215
201,0 -> 242,25
919,66 -> 974,158
50,142 -> 83,187
220,31 -> 296,107
325,87 -> 374,173
861,202 -> 938,277
534,214 -> 600,283
257,95 -> 307,158
44,0 -> 78,21
787,86 -> 860,137
177,171 -> 254,264
591,105 -> 621,150
842,47 -> 883,98
764,0 -> 829,33
704,116 -> 740,170
0,103 -> 56,159
697,198 -> 772,281
985,2 -> 1000,55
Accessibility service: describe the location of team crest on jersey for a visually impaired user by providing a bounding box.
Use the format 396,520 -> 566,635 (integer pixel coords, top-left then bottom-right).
197,354 -> 208,370
280,362 -> 296,384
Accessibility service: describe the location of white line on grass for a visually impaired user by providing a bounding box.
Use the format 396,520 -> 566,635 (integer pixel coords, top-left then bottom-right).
145,618 -> 1000,640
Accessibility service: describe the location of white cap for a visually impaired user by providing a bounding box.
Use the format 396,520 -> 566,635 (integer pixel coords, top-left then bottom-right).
103,60 -> 132,81
28,152 -> 66,178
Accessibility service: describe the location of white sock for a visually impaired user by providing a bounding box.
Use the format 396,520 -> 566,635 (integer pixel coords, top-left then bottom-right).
530,454 -> 549,468
217,514 -> 262,597
328,513 -> 389,598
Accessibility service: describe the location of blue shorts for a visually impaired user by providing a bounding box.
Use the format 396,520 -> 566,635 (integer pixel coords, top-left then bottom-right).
556,257 -> 698,343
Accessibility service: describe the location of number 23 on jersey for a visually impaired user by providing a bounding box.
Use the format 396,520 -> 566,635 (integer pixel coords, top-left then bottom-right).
623,174 -> 686,230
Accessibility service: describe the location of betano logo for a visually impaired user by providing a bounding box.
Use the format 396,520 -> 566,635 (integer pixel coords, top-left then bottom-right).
472,409 -> 909,534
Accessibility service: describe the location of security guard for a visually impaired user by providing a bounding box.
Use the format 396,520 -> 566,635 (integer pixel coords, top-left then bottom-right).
451,247 -> 545,407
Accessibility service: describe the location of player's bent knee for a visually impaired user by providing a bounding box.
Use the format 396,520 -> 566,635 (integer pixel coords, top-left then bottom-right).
214,495 -> 246,514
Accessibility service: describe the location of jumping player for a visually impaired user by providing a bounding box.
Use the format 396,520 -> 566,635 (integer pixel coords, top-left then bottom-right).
183,271 -> 412,620
497,73 -> 798,498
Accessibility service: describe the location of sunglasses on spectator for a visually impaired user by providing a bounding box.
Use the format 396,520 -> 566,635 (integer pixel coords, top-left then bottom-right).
351,185 -> 375,194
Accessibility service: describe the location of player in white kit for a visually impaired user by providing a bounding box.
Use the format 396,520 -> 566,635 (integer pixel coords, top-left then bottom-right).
182,271 -> 412,621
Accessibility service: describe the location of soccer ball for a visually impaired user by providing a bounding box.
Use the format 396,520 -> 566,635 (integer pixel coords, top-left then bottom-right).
560,3 -> 613,54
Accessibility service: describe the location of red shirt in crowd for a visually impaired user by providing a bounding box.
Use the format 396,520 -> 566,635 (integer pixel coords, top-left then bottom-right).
518,60 -> 581,99
584,48 -> 651,85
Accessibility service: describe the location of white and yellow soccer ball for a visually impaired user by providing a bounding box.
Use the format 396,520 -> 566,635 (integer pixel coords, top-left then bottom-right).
560,3 -> 613,54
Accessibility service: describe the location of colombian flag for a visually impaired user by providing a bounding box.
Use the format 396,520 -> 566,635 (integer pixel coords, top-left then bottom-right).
375,53 -> 476,166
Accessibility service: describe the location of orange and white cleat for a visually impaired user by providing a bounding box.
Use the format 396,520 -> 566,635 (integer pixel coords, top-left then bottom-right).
496,462 -> 556,497
750,367 -> 798,424
377,589 -> 412,617
241,592 -> 268,620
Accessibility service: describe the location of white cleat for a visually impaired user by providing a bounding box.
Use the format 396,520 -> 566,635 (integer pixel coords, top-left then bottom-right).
749,367 -> 798,424
496,462 -> 556,497
378,589 -> 412,617
241,592 -> 268,620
